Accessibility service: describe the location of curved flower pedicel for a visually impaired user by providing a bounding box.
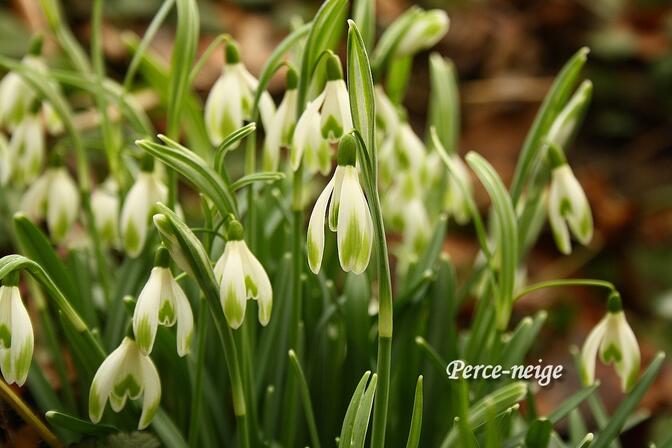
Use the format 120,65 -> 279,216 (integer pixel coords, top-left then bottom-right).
120,157 -> 167,257
214,219 -> 272,329
291,53 -> 352,175
580,292 -> 640,392
20,160 -> 80,242
0,273 -> 34,386
204,41 -> 275,147
263,68 -> 298,171
547,161 -> 593,255
89,337 -> 161,430
133,246 -> 194,357
307,135 -> 373,275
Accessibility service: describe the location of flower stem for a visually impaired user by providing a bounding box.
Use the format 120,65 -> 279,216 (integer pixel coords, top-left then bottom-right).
514,279 -> 615,303
188,297 -> 208,448
0,378 -> 62,448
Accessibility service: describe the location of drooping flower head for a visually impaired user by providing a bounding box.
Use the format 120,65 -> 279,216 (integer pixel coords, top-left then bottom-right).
204,41 -> 275,147
394,9 -> 450,57
120,155 -> 167,257
214,218 -> 272,329
91,178 -> 120,247
0,36 -> 44,130
89,337 -> 161,430
263,67 -> 298,171
547,149 -> 593,255
7,113 -> 44,186
291,53 -> 352,175
133,246 -> 194,357
20,153 -> 80,242
0,272 -> 34,387
580,292 -> 640,392
307,134 -> 373,274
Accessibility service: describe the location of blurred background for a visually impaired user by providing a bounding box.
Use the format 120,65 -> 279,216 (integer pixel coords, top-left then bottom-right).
1,0 -> 671,445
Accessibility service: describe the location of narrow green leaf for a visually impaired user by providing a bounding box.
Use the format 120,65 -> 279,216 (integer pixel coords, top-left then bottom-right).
347,19 -> 376,168
591,353 -> 665,448
296,0 -> 348,113
509,47 -> 589,203
166,0 -> 199,137
427,54 -> 459,153
339,371 -> 372,448
525,418 -> 552,448
405,376 -> 423,448
46,411 -> 117,435
214,123 -> 257,175
152,408 -> 190,448
466,152 -> 519,330
352,0 -> 375,50
231,172 -> 285,192
351,373 -> 378,448
137,137 -> 238,218
288,350 -> 321,448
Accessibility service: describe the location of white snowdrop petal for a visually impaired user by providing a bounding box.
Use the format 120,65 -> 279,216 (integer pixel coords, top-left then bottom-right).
579,317 -> 607,387
20,173 -> 49,221
89,339 -> 128,423
307,178 -> 335,274
336,167 -> 373,274
138,354 -> 162,430
240,243 -> 273,326
171,278 -> 194,357
47,168 -> 80,243
8,287 -> 33,386
219,242 -> 247,329
133,268 -> 163,356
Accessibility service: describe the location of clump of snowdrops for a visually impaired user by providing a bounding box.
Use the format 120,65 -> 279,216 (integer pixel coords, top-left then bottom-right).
0,0 -> 665,447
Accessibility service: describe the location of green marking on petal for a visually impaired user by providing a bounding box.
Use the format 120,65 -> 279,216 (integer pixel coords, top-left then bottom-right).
53,210 -> 69,241
113,374 -> 142,400
560,198 -> 572,216
135,317 -> 153,353
341,215 -> 363,270
139,398 -> 161,430
245,275 -> 258,298
124,220 -> 141,255
601,343 -> 622,364
0,325 -> 11,348
321,115 -> 343,141
221,110 -> 239,144
89,384 -> 103,421
223,287 -> 245,328
158,299 -> 175,325
14,342 -> 33,383
307,236 -> 321,272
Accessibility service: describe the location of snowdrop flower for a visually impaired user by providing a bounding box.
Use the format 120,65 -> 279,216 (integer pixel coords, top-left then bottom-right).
7,114 -> 44,186
395,9 -> 450,57
291,54 -> 352,174
307,134 -> 373,274
120,157 -> 167,257
89,337 -> 161,430
580,292 -> 640,392
20,159 -> 80,242
0,272 -> 34,386
42,101 -> 63,135
547,161 -> 593,255
374,85 -> 399,135
204,41 -> 275,147
133,246 -> 194,356
0,57 -> 43,130
214,219 -> 272,329
442,152 -> 472,225
393,123 -> 426,171
263,68 -> 298,171
91,179 -> 120,247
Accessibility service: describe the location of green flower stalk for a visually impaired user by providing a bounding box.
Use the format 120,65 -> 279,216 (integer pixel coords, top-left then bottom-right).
204,41 -> 275,147
88,337 -> 161,430
307,135 -> 373,274
120,156 -> 167,257
20,158 -> 80,243
579,292 -> 640,392
214,219 -> 273,329
0,272 -> 34,387
133,246 -> 194,357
